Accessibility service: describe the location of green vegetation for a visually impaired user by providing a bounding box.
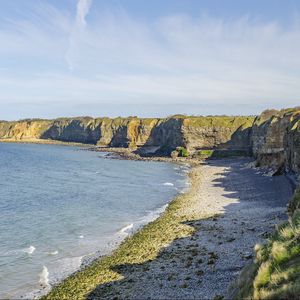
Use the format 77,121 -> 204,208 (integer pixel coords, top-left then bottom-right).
254,106 -> 300,126
198,150 -> 214,158
185,116 -> 255,129
43,167 -> 209,300
234,188 -> 300,299
177,147 -> 189,157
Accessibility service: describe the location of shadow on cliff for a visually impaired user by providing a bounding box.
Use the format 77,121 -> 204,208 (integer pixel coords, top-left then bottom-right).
211,125 -> 253,155
136,123 -> 253,158
40,119 -> 101,144
86,158 -> 292,299
134,118 -> 185,157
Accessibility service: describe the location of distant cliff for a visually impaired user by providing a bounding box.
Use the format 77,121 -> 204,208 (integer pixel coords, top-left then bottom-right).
1,108 -> 300,173
0,115 -> 254,155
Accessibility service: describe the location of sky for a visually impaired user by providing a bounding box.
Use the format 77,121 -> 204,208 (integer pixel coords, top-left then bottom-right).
0,0 -> 300,120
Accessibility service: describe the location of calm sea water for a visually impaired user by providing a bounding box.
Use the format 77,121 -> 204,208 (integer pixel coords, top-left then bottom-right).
0,143 -> 188,298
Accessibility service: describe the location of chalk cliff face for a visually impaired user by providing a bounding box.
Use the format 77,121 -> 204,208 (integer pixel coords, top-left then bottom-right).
251,108 -> 300,173
0,116 -> 254,154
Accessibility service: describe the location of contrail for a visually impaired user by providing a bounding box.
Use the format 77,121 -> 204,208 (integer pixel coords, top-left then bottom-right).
76,0 -> 93,28
66,0 -> 93,70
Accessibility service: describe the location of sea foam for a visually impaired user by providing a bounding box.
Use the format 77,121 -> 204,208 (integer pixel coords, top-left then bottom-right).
24,245 -> 36,255
39,266 -> 49,286
163,182 -> 174,186
119,223 -> 134,234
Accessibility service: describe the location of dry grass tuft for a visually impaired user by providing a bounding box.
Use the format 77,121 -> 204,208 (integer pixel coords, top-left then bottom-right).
233,188 -> 300,299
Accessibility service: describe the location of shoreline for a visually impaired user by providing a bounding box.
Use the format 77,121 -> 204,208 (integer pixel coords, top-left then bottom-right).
0,138 -> 93,148
0,138 -> 202,164
42,162 -> 202,299
43,158 -> 292,300
18,150 -> 193,300
27,200 -> 174,299
79,201 -> 175,277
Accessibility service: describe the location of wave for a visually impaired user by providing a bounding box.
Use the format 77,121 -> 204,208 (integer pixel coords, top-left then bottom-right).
79,235 -> 84,239
142,204 -> 168,221
23,245 -> 36,255
163,182 -> 174,186
39,266 -> 49,286
48,250 -> 58,255
119,223 -> 134,234
133,203 -> 169,231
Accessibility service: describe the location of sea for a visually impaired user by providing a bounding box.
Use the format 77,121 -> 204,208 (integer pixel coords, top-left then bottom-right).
0,142 -> 189,298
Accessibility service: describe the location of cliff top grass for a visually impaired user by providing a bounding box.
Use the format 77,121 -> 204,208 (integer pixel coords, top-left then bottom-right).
254,107 -> 300,126
42,165 -> 211,300
183,116 -> 255,129
233,188 -> 300,300
0,115 -> 255,125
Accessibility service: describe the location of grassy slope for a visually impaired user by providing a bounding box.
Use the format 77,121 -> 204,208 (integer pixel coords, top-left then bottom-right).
43,165 -> 213,300
184,116 -> 254,129
234,188 -> 300,299
253,107 -> 300,126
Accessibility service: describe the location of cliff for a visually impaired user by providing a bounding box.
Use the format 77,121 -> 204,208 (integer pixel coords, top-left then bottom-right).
251,108 -> 300,173
0,115 -> 254,155
1,108 -> 300,170
0,119 -> 52,140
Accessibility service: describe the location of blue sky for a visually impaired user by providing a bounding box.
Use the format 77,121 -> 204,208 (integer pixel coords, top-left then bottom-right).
0,0 -> 300,120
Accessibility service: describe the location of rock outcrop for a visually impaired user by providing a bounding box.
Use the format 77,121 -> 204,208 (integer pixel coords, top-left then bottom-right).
251,108 -> 300,173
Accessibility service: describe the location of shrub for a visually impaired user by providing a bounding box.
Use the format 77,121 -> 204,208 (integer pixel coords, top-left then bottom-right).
177,147 -> 189,157
198,150 -> 214,157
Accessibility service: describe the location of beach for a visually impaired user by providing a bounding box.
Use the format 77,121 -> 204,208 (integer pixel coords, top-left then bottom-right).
44,157 -> 292,299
